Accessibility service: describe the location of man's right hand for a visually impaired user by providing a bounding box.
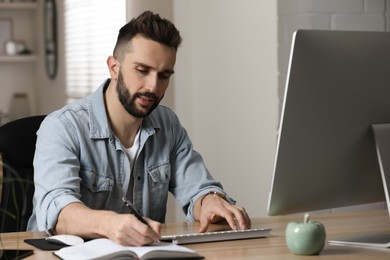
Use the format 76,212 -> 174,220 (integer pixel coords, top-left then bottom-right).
55,202 -> 161,246
103,213 -> 161,246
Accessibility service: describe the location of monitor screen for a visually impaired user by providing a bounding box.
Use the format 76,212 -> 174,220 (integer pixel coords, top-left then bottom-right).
268,30 -> 390,216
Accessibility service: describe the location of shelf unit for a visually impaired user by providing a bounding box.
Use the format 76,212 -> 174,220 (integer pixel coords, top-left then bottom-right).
0,1 -> 38,62
0,0 -> 40,121
0,55 -> 37,62
0,2 -> 37,10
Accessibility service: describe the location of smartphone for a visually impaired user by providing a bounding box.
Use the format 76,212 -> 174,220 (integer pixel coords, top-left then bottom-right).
0,250 -> 34,260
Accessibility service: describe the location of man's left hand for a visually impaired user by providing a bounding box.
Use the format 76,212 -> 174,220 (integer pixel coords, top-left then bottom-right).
196,193 -> 251,233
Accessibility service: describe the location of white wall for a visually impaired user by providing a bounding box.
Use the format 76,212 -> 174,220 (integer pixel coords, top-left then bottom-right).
172,0 -> 278,220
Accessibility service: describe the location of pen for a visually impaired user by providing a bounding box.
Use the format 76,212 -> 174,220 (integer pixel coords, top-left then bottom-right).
122,197 -> 151,227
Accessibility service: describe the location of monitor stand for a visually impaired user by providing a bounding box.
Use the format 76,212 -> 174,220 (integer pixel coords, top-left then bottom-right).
328,123 -> 390,249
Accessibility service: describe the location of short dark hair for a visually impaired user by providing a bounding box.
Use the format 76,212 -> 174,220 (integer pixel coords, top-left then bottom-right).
113,11 -> 182,60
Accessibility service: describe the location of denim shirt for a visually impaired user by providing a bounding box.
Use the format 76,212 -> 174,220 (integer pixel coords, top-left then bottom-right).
27,79 -> 231,233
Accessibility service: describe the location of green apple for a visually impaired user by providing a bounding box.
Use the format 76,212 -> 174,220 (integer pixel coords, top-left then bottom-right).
285,213 -> 326,255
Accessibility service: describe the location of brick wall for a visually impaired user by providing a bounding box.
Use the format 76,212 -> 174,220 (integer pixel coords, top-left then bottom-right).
277,0 -> 390,103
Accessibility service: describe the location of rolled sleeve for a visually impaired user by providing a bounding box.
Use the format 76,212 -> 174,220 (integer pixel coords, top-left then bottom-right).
37,195 -> 82,232
29,115 -> 83,232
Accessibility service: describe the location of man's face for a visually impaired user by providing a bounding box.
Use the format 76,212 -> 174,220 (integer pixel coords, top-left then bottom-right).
115,35 -> 176,118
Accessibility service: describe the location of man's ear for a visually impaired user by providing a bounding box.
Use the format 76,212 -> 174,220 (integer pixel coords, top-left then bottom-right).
107,56 -> 119,80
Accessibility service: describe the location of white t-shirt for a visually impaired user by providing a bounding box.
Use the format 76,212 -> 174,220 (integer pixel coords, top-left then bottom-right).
124,129 -> 141,165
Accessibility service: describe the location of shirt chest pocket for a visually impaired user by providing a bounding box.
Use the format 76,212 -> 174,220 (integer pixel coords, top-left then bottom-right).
80,168 -> 114,209
148,162 -> 170,183
80,168 -> 114,192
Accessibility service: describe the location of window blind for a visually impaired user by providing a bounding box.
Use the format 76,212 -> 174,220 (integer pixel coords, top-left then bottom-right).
64,0 -> 126,102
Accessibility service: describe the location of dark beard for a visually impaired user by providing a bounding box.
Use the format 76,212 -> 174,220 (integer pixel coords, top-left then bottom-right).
116,70 -> 161,118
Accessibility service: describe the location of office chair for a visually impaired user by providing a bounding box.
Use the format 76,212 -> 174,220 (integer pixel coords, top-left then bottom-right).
0,115 -> 46,232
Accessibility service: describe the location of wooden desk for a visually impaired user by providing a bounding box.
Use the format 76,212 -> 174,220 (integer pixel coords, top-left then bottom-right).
1,209 -> 389,259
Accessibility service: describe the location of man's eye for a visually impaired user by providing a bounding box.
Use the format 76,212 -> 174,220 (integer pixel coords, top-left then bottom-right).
136,68 -> 149,74
159,74 -> 170,80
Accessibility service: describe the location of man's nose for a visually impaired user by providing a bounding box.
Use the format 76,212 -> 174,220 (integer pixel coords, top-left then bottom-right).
145,74 -> 159,92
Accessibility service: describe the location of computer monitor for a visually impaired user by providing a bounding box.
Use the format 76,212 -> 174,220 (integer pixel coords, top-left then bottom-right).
267,30 -> 390,218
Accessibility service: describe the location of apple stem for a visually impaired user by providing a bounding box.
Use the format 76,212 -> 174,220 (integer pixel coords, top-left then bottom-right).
304,213 -> 310,223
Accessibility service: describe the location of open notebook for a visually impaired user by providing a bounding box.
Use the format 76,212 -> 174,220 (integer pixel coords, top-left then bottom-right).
53,238 -> 203,260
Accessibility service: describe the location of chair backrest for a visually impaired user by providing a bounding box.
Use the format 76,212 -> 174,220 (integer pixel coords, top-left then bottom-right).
0,115 -> 46,232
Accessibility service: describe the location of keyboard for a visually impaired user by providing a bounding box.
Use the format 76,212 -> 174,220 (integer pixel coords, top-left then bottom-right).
160,228 -> 271,245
